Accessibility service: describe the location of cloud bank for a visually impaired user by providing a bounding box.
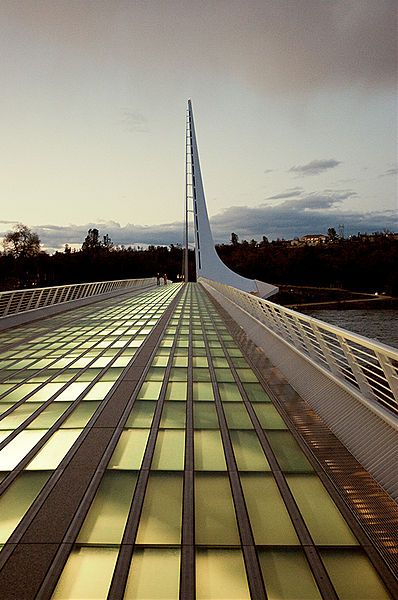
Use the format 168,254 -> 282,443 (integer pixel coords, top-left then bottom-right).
290,159 -> 341,176
1,189 -> 396,252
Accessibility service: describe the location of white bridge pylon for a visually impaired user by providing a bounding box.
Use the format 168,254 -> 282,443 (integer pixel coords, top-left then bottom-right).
186,99 -> 278,299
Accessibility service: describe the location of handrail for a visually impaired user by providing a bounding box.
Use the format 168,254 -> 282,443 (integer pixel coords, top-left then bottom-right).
200,277 -> 398,416
0,278 -> 157,318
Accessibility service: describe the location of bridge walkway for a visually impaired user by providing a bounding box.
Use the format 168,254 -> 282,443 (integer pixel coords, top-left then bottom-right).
0,283 -> 396,599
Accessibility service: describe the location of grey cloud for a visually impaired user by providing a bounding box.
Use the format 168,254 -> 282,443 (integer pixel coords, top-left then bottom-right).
379,166 -> 398,177
121,110 -> 149,133
290,159 -> 341,176
268,188 -> 303,200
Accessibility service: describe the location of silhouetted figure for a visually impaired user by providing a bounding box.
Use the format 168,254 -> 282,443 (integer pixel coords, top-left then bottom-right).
156,273 -> 161,286
163,273 -> 168,285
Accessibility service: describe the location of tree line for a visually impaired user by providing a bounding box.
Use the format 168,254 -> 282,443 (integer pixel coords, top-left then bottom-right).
1,223 -> 397,295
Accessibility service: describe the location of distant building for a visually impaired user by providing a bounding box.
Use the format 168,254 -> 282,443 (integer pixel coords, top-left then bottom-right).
299,234 -> 328,246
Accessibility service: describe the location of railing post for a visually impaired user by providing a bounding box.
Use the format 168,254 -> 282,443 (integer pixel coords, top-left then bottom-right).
374,352 -> 398,400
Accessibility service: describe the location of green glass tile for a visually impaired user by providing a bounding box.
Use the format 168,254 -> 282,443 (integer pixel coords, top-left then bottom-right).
28,402 -> 71,429
0,403 -> 41,429
0,430 -> 48,470
138,381 -> 162,400
1,383 -> 40,403
126,401 -> 156,427
230,430 -> 270,471
287,475 -> 358,545
259,549 -> 322,600
136,473 -> 183,544
125,548 -> 180,599
193,368 -> 211,382
169,368 -> 188,382
196,549 -> 250,600
165,382 -> 187,401
236,369 -> 258,383
267,431 -> 313,472
226,348 -> 243,357
254,404 -> 287,429
26,429 -> 83,470
241,473 -> 299,545
77,471 -> 137,544
224,403 -> 253,429
214,368 -> 235,382
211,357 -> 228,368
172,356 -> 188,367
160,402 -> 186,428
320,549 -> 389,600
52,547 -> 118,600
193,382 -> 214,401
194,402 -> 219,428
61,402 -> 100,428
151,430 -> 185,470
152,355 -> 169,367
146,367 -> 167,381
0,471 -> 50,543
108,429 -> 150,469
243,383 -> 271,402
194,430 -> 226,470
218,383 -> 242,402
195,473 -> 240,544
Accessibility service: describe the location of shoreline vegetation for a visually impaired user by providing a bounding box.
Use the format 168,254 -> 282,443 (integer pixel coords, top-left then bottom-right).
1,225 -> 397,310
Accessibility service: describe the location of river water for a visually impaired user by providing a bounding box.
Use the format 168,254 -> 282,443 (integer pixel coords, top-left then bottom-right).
304,309 -> 398,349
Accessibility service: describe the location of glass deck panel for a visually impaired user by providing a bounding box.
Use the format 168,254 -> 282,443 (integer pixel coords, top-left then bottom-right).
195,473 -> 240,545
196,549 -> 250,600
124,548 -> 180,599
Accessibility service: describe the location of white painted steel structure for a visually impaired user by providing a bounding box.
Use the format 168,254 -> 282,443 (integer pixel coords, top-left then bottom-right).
0,278 -> 156,318
186,100 -> 278,299
201,277 -> 398,501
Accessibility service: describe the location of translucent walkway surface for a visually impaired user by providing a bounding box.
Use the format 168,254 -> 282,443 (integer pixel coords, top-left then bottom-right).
0,283 -> 394,599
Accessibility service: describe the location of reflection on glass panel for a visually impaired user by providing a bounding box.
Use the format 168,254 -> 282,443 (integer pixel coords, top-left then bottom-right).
26,429 -> 83,470
193,368 -> 211,382
172,356 -> 188,367
192,357 -> 208,368
230,431 -> 270,471
320,550 -> 389,600
196,549 -> 250,600
52,547 -> 118,600
160,402 -> 186,428
193,382 -> 214,401
152,356 -> 169,367
125,548 -> 180,599
83,381 -> 114,401
0,430 -> 47,470
267,431 -> 313,472
235,369 -> 258,383
147,367 -> 166,381
77,471 -> 137,544
0,471 -> 50,543
253,404 -> 287,429
31,404 -> 73,429
223,403 -> 252,429
26,382 -> 66,402
214,368 -> 235,382
152,430 -> 185,470
193,403 -> 219,429
287,475 -> 358,545
195,474 -> 240,545
137,381 -> 162,400
241,473 -> 299,545
125,401 -> 156,428
0,404 -> 13,416
169,368 -> 188,382
227,349 -> 243,358
165,382 -> 187,401
61,402 -> 100,428
54,382 -> 91,402
0,403 -> 41,429
136,473 -> 182,544
259,549 -> 321,600
108,429 -> 150,469
194,430 -> 226,471
218,383 -> 242,402
243,383 -> 270,402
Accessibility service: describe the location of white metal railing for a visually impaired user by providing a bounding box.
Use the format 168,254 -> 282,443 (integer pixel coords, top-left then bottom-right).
200,278 -> 398,416
0,278 -> 157,318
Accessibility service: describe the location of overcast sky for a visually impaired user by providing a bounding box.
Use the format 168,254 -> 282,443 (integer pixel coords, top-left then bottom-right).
1,0 -> 397,251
